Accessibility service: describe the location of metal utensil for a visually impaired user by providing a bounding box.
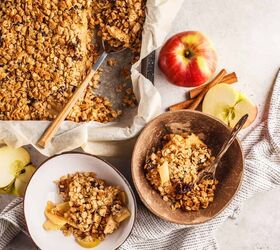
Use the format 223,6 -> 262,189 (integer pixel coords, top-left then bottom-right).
37,40 -> 125,148
194,114 -> 248,184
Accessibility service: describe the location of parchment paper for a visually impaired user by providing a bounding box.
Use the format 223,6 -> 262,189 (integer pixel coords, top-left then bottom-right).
0,0 -> 184,156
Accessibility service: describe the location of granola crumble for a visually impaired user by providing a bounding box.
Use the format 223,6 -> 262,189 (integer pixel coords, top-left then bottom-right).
93,0 -> 146,61
144,133 -> 218,211
43,172 -> 130,246
0,0 -> 145,121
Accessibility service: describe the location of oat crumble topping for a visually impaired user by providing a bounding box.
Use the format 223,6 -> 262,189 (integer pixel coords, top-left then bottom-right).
144,133 -> 218,211
93,0 -> 146,61
43,172 -> 131,246
0,0 -> 145,121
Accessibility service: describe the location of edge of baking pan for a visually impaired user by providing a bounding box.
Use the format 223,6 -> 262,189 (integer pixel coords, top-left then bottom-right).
141,51 -> 155,84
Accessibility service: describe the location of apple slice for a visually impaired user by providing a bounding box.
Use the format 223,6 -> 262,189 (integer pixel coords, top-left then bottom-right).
104,215 -> 118,235
157,161 -> 170,186
76,238 -> 101,248
14,165 -> 36,196
113,208 -> 131,223
202,84 -> 257,128
229,93 -> 258,128
0,182 -> 15,195
186,133 -> 205,146
45,210 -> 68,226
43,220 -> 63,231
55,202 -> 70,214
0,146 -> 31,188
44,202 -> 68,226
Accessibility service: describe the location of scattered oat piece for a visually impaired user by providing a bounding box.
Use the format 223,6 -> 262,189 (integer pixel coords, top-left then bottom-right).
121,67 -> 131,80
122,93 -> 137,108
116,84 -> 125,93
107,58 -> 117,67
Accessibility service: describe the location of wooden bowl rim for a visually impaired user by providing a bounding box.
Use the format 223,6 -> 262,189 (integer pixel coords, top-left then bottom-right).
131,110 -> 244,225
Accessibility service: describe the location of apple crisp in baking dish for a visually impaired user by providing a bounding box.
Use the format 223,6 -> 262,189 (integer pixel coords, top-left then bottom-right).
0,0 -> 146,122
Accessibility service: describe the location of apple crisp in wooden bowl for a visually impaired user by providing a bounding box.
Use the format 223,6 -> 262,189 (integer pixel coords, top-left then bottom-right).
131,110 -> 244,225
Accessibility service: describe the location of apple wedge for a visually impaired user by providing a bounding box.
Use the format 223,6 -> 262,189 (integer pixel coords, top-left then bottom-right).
202,84 -> 258,128
0,182 -> 15,195
229,93 -> 258,128
157,161 -> 170,186
14,165 -> 36,196
55,202 -> 70,214
113,208 -> 131,223
0,146 -> 31,188
104,215 -> 118,235
45,202 -> 68,226
43,220 -> 63,231
76,238 -> 101,248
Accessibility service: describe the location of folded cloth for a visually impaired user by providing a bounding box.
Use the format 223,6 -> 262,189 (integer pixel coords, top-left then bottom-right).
0,198 -> 28,249
1,70 -> 280,250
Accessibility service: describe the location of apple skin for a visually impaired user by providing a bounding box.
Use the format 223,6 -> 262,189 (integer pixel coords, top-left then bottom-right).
14,165 -> 36,197
158,31 -> 217,87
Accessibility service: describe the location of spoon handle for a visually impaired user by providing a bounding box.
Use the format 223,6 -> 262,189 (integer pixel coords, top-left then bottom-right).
37,51 -> 108,148
213,114 -> 248,166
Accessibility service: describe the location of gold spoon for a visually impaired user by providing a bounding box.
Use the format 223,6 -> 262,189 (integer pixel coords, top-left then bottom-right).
37,40 -> 125,148
194,114 -> 248,184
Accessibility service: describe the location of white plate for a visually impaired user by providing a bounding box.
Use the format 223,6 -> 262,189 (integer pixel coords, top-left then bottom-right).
24,152 -> 136,250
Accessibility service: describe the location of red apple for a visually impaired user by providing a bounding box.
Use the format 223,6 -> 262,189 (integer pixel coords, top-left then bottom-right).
158,31 -> 217,87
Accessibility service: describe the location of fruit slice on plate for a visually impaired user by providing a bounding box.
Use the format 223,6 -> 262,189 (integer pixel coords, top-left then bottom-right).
202,84 -> 258,128
113,208 -> 131,223
104,215 -> 118,235
43,220 -> 63,231
76,238 -> 101,248
0,146 -> 31,188
45,202 -> 68,226
55,202 -> 70,214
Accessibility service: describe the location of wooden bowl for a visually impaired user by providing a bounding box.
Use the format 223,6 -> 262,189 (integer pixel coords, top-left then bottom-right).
131,110 -> 244,225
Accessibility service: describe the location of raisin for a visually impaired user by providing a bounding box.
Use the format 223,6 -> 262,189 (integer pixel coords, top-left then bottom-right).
27,96 -> 36,106
72,54 -> 83,61
175,183 -> 193,195
145,162 -> 156,171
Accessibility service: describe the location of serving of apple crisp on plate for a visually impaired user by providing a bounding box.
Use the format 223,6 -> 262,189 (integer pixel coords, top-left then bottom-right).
43,172 -> 131,248
0,0 -> 146,122
24,152 -> 136,249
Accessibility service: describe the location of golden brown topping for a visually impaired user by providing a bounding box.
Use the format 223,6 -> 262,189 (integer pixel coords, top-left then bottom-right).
93,0 -> 146,60
43,172 -> 130,243
0,0 -> 145,121
145,133 -> 218,211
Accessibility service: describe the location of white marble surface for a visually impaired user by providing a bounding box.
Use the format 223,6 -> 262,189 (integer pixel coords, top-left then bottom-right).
2,0 -> 280,249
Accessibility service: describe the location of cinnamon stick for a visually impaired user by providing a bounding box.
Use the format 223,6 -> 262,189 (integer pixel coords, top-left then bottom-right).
221,72 -> 238,84
168,99 -> 194,111
189,72 -> 237,99
188,69 -> 227,110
